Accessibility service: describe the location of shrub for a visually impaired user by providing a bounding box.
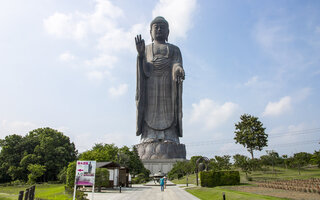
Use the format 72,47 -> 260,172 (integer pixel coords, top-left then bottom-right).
65,186 -> 88,200
131,173 -> 149,184
27,164 -> 46,184
57,167 -> 67,184
95,168 -> 109,192
200,170 -> 240,187
66,161 -> 76,188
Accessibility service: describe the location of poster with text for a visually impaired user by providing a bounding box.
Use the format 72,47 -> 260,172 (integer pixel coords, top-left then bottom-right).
75,161 -> 96,186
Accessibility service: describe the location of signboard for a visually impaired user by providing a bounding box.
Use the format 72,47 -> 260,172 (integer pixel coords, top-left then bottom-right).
75,161 -> 96,186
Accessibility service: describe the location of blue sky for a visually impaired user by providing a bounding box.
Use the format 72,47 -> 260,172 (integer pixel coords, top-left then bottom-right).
1,0 -> 320,159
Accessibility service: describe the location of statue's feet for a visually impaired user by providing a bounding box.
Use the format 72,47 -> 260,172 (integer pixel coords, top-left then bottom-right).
141,138 -> 157,143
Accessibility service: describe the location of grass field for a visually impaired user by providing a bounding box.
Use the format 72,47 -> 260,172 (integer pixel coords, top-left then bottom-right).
0,184 -> 72,200
171,166 -> 320,185
186,187 -> 288,200
243,166 -> 320,182
171,166 -> 320,200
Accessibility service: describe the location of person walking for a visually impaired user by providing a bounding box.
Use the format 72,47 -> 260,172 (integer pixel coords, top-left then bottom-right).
160,177 -> 165,191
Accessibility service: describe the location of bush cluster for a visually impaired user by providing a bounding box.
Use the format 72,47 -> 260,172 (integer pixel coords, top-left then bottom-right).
131,173 -> 150,184
200,170 -> 240,187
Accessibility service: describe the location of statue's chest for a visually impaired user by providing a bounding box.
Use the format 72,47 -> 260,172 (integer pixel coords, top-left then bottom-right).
153,44 -> 168,57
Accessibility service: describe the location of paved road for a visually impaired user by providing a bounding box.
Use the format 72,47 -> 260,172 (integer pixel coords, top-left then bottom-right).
85,181 -> 199,200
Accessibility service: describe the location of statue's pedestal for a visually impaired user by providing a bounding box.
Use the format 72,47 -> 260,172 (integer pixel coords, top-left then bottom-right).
142,159 -> 185,175
135,141 -> 186,175
135,141 -> 186,159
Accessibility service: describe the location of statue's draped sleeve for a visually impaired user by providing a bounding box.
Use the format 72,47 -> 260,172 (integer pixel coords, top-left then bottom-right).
136,53 -> 151,136
170,44 -> 183,137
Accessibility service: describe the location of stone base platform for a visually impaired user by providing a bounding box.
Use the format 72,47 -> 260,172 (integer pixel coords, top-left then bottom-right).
142,159 -> 185,175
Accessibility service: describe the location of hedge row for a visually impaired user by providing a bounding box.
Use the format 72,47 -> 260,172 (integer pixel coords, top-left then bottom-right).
200,170 -> 240,187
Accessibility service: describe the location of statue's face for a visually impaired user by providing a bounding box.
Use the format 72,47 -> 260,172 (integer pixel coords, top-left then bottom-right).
151,22 -> 169,42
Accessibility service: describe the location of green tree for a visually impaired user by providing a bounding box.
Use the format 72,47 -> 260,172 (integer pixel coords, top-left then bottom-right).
260,150 -> 280,174
0,134 -> 28,182
234,114 -> 268,159
57,167 -> 67,184
29,128 -> 77,181
282,155 -> 289,169
291,152 -> 312,175
0,128 -> 77,183
27,164 -> 46,184
168,161 -> 192,180
233,154 -> 252,179
214,155 -> 232,170
118,146 -> 147,177
95,168 -> 109,192
80,143 -> 118,162
311,150 -> 320,167
66,161 -> 76,188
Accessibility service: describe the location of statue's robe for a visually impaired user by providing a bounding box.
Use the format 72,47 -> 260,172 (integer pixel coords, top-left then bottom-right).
136,43 -> 183,143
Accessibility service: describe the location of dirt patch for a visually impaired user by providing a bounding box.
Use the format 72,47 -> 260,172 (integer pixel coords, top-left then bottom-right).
223,185 -> 320,200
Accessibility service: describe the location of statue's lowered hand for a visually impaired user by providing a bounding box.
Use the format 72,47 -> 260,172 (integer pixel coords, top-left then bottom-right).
174,66 -> 185,83
135,34 -> 145,57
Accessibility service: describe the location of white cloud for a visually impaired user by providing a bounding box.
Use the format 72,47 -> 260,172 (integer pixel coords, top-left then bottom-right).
86,70 -> 104,81
263,96 -> 291,116
294,87 -> 311,102
0,120 -> 37,137
85,54 -> 117,69
44,0 -> 147,80
43,12 -> 88,40
108,83 -> 128,97
43,0 -> 123,40
244,76 -> 259,86
86,70 -> 113,81
190,98 -> 238,130
152,0 -> 197,41
59,51 -> 75,62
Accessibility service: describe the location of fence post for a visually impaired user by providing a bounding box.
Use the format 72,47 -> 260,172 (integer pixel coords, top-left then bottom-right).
29,186 -> 33,200
30,185 -> 35,200
18,191 -> 24,200
24,188 -> 29,200
28,186 -> 32,200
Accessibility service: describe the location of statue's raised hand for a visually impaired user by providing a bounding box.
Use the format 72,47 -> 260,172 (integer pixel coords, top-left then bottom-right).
135,34 -> 145,57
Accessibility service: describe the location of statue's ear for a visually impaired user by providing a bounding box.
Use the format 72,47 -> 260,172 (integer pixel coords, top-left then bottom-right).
165,29 -> 169,42
150,29 -> 154,42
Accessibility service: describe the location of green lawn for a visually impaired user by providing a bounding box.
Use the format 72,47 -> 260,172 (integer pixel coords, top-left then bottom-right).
171,166 -> 320,199
171,166 -> 320,185
186,187 -> 288,200
0,184 -> 72,200
242,166 -> 320,182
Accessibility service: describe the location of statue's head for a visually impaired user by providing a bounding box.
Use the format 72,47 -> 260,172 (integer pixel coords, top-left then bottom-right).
150,16 -> 169,42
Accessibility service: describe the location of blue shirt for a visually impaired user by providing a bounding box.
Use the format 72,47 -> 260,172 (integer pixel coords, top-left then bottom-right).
160,178 -> 164,186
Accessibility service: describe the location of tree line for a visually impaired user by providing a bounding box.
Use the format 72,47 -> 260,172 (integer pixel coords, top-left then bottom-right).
168,150 -> 320,180
0,127 -> 149,184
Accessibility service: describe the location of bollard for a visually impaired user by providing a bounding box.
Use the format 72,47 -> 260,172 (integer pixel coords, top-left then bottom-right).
119,186 -> 121,193
24,188 -> 29,200
18,191 -> 24,200
186,176 -> 188,187
223,192 -> 226,200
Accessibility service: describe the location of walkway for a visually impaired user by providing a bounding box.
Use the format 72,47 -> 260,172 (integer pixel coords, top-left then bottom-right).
85,181 -> 199,200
